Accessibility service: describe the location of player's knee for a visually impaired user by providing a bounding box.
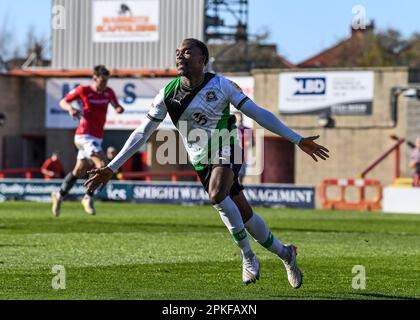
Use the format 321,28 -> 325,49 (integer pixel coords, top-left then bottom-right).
209,189 -> 228,205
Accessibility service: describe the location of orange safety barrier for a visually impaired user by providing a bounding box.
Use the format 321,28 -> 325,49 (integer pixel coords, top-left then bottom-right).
318,178 -> 382,211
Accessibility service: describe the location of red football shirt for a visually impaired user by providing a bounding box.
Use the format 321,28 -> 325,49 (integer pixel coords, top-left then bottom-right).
65,85 -> 118,139
41,158 -> 64,180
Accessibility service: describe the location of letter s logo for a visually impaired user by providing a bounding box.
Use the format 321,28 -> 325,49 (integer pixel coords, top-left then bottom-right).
123,83 -> 136,104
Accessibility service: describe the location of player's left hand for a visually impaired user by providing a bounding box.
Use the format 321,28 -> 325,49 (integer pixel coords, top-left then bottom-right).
115,106 -> 125,114
84,167 -> 114,193
298,135 -> 330,162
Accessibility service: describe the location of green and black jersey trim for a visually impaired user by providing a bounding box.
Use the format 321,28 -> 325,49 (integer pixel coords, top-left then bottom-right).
164,72 -> 216,127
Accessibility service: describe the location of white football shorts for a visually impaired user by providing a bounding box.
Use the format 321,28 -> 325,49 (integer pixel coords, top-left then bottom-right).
74,134 -> 103,160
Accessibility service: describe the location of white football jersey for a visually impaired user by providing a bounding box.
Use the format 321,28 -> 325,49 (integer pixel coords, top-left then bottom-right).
147,73 -> 249,170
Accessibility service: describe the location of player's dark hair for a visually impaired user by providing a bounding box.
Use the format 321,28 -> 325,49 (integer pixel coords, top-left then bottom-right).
93,65 -> 110,77
184,38 -> 209,65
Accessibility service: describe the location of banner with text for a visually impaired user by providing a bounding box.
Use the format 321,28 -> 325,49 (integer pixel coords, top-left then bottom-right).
279,71 -> 374,115
0,180 -> 315,208
93,0 -> 159,43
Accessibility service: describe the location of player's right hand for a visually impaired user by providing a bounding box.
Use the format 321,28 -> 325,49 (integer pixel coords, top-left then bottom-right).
69,108 -> 81,120
298,135 -> 330,162
84,167 -> 114,193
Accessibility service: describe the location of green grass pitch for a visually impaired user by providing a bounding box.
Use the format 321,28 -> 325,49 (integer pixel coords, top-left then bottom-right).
0,201 -> 419,300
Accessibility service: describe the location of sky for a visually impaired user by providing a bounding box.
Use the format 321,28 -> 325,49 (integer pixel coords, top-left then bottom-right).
1,0 -> 420,63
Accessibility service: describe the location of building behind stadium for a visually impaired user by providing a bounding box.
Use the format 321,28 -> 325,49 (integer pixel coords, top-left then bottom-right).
1,0 -> 420,204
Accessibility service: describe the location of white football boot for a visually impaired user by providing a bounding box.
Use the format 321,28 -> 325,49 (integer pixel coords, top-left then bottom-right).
242,254 -> 260,285
81,195 -> 96,215
51,191 -> 62,217
282,244 -> 303,289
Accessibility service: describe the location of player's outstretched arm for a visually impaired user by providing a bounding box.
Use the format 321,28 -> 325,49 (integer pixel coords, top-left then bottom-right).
84,119 -> 160,193
239,99 -> 329,162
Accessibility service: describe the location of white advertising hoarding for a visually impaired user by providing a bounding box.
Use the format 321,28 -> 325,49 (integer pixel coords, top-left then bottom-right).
279,71 -> 374,115
93,0 -> 159,43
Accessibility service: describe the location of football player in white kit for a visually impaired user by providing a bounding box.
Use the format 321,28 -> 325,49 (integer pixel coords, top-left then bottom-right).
85,39 -> 329,288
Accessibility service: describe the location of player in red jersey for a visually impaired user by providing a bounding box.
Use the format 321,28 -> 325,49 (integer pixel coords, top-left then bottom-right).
51,65 -> 124,217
